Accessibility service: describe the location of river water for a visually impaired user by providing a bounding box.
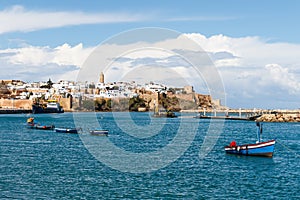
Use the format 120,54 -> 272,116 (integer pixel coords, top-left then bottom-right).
0,112 -> 299,199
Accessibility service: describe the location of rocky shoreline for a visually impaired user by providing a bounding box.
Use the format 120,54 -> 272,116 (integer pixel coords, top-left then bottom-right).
256,113 -> 300,122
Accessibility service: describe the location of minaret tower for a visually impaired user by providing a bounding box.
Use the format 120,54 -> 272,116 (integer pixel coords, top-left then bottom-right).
99,72 -> 104,84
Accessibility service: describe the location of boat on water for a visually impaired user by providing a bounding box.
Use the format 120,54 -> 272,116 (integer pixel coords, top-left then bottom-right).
26,117 -> 55,130
195,115 -> 249,120
54,127 -> 80,134
224,122 -> 276,157
153,109 -> 177,118
89,130 -> 109,136
32,100 -> 64,114
27,124 -> 55,130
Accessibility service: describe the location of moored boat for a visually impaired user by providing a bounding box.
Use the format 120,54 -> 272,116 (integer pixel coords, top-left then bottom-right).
224,139 -> 276,157
89,130 -> 108,136
195,115 -> 249,120
54,127 -> 80,134
27,124 -> 55,130
32,100 -> 64,114
224,122 -> 276,157
26,117 -> 55,130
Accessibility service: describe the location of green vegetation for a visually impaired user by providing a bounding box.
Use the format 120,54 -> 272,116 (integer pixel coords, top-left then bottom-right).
40,78 -> 53,89
95,98 -> 110,111
159,94 -> 181,112
128,96 -> 147,111
178,99 -> 198,110
80,97 -> 147,112
79,94 -> 202,112
110,98 -> 129,111
81,100 -> 95,111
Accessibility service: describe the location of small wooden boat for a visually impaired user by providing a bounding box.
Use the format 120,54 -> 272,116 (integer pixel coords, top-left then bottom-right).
27,124 -> 55,130
89,130 -> 108,136
224,122 -> 276,157
54,127 -> 80,134
224,140 -> 276,157
26,117 -> 55,130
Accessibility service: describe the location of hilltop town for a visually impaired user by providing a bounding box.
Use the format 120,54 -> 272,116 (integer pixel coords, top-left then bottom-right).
1,73 -> 300,122
0,72 -> 218,112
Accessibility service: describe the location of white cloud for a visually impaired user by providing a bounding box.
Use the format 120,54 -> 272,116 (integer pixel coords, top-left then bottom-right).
1,32 -> 300,108
0,43 -> 94,81
265,64 -> 300,94
185,33 -> 300,68
0,5 -> 143,34
181,33 -> 300,108
1,43 -> 94,67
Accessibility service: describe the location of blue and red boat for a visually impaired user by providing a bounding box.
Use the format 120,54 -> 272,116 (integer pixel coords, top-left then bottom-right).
224,122 -> 276,157
26,117 -> 55,130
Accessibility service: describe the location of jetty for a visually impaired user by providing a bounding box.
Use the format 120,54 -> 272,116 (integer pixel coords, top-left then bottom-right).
0,108 -> 32,114
183,108 -> 300,122
191,108 -> 262,121
194,115 -> 260,121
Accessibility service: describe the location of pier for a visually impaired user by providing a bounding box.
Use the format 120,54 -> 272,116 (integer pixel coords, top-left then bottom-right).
182,108 -> 300,122
181,108 -> 300,115
0,109 -> 32,114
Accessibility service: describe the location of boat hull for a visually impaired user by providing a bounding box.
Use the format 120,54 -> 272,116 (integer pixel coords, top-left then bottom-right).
32,104 -> 64,114
26,124 -> 55,130
90,130 -> 108,136
54,128 -> 78,134
224,140 -> 276,157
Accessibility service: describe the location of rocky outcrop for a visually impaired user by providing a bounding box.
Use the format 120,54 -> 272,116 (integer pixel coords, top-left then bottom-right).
256,113 -> 300,122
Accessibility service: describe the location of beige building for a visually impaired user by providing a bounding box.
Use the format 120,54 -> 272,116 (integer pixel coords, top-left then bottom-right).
184,86 -> 194,94
99,72 -> 105,83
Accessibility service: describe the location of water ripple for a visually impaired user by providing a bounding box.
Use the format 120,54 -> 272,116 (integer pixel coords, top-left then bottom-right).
0,113 -> 299,199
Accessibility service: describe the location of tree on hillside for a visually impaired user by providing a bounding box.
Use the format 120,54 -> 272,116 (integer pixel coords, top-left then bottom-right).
41,78 -> 54,89
47,78 -> 53,89
129,96 -> 146,111
159,94 -> 180,111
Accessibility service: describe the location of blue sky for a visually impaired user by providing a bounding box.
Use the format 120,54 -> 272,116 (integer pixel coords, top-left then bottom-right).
1,0 -> 300,47
0,1 -> 299,109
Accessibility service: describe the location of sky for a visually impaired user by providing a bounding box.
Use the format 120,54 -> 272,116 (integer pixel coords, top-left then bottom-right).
0,0 -> 299,109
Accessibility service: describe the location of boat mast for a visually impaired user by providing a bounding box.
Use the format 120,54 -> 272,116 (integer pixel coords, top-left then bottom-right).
256,122 -> 263,143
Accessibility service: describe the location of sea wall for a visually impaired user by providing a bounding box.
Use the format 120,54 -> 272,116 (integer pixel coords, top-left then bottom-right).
59,97 -> 72,111
256,113 -> 300,122
0,99 -> 33,109
0,98 -> 72,111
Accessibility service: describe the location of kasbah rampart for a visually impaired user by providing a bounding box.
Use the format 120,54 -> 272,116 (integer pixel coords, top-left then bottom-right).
0,72 -> 299,122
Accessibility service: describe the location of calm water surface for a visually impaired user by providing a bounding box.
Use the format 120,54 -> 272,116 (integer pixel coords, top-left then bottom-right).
0,112 -> 299,199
